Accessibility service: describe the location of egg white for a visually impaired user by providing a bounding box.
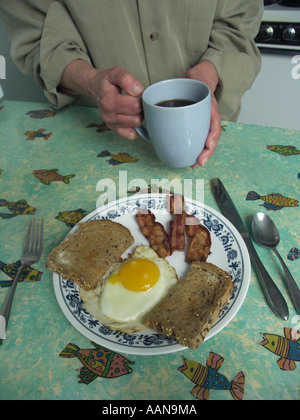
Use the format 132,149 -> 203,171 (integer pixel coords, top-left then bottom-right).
79,245 -> 178,333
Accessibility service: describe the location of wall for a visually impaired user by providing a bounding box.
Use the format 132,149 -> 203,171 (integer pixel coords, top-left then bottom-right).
0,17 -> 46,103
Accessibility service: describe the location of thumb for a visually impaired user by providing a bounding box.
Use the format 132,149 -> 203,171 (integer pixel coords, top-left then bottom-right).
109,67 -> 144,96
128,81 -> 144,96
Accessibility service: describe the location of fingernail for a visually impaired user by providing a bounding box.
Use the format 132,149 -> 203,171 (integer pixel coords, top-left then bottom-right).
201,157 -> 208,167
131,83 -> 143,96
128,130 -> 137,140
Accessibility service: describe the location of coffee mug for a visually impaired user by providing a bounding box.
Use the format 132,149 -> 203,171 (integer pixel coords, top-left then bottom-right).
136,79 -> 211,168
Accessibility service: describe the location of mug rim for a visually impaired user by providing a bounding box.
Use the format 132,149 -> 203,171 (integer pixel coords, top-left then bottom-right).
142,78 -> 210,108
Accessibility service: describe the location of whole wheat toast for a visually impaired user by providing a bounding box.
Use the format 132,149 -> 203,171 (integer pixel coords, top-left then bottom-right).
144,262 -> 233,349
46,220 -> 134,290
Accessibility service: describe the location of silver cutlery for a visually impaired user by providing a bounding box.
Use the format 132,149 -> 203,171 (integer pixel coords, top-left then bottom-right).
0,219 -> 44,344
252,212 -> 300,315
211,178 -> 289,321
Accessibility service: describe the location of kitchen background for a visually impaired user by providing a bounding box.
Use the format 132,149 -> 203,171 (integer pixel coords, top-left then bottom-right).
1,0 -> 300,130
239,0 -> 300,130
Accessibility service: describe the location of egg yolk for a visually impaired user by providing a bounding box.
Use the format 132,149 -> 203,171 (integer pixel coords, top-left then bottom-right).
108,258 -> 160,292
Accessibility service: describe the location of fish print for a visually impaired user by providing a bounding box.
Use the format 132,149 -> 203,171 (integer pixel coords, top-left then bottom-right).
26,109 -> 56,119
266,145 -> 300,156
0,169 -> 3,179
0,106 -> 3,111
32,169 -> 75,185
0,198 -> 36,219
259,328 -> 300,371
246,191 -> 299,211
288,247 -> 300,261
87,122 -> 111,133
59,342 -> 135,384
55,208 -> 88,227
24,128 -> 52,141
178,352 -> 245,401
0,260 -> 43,287
97,150 -> 139,166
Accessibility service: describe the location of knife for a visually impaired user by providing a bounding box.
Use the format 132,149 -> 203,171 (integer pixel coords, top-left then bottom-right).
211,178 -> 289,321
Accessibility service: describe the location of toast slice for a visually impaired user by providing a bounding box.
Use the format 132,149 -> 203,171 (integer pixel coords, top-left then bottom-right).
144,262 -> 233,349
46,220 -> 134,290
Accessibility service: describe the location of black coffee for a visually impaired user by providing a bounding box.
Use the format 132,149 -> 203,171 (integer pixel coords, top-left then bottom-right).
155,99 -> 196,108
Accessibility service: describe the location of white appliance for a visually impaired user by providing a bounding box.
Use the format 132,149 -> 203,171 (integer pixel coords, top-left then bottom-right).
0,82 -> 4,103
238,2 -> 300,130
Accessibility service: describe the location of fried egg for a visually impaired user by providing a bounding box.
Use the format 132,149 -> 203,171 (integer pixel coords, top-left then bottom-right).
79,245 -> 178,333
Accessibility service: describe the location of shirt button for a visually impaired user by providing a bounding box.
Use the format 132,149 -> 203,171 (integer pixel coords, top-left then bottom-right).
150,32 -> 159,41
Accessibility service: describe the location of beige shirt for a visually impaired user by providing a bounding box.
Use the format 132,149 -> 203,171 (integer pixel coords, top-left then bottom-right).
0,0 -> 263,120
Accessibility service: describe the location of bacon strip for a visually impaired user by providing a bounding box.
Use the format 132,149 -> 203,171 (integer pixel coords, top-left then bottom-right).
185,215 -> 211,263
167,194 -> 185,215
136,195 -> 212,262
136,210 -> 170,258
169,213 -> 186,253
168,194 -> 186,253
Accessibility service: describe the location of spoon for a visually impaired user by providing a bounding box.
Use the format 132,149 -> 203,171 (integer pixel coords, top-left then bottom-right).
252,212 -> 300,315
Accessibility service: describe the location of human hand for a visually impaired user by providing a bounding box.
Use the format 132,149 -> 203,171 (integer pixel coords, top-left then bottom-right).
88,66 -> 144,140
60,61 -> 144,140
183,61 -> 222,167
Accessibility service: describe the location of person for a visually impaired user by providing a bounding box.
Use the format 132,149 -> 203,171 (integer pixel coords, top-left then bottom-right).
0,1 -> 263,166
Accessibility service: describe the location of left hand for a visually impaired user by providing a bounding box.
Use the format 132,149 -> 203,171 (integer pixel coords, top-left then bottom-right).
183,61 -> 222,167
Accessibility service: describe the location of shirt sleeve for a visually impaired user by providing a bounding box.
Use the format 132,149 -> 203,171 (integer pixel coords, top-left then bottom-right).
0,0 -> 92,108
200,0 -> 263,121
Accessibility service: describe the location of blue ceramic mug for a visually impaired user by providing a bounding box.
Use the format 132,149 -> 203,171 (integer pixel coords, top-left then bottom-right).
136,79 -> 211,168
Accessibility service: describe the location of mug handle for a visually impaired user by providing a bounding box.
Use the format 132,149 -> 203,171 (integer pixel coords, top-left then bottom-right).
135,125 -> 150,141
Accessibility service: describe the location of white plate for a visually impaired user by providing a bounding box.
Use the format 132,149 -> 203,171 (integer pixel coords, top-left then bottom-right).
53,194 -> 251,356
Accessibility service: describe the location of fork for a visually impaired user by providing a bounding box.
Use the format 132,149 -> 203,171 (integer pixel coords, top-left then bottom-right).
0,218 -> 44,344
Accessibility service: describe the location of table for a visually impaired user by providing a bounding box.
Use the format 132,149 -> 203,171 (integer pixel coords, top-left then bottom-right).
0,100 -> 299,401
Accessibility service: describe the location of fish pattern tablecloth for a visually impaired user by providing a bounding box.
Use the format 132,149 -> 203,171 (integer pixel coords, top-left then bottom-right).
0,100 -> 299,401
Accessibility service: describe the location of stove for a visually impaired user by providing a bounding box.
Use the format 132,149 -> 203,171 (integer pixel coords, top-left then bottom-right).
255,2 -> 300,51
239,1 -> 300,131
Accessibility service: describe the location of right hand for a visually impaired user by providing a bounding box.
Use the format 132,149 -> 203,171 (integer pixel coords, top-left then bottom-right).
88,66 -> 144,140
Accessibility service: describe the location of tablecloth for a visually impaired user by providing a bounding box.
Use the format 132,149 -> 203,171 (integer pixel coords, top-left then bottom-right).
0,100 -> 299,401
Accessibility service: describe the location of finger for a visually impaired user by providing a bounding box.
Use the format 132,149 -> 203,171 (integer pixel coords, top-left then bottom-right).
196,100 -> 221,166
104,112 -> 143,129
196,147 -> 214,167
196,131 -> 219,167
108,67 -> 144,97
115,127 -> 139,141
205,125 -> 221,153
207,96 -> 221,137
206,115 -> 222,151
194,117 -> 221,167
102,93 -> 143,116
191,161 -> 200,169
191,145 -> 213,169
